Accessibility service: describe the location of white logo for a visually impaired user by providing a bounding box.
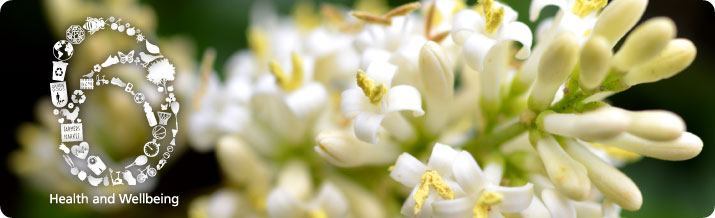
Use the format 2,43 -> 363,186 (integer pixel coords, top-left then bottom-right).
50,16 -> 180,187
706,0 -> 715,12
0,0 -> 10,14
0,205 -> 8,218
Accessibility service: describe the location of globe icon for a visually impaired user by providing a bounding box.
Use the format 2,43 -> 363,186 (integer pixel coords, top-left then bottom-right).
53,40 -> 74,61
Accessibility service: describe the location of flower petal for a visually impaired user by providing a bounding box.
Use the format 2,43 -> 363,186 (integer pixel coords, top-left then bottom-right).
519,196 -> 552,218
312,182 -> 349,217
490,183 -> 534,212
266,188 -> 302,218
425,143 -> 460,177
452,10 -> 482,45
499,21 -> 533,59
390,153 -> 427,187
483,162 -> 504,185
529,0 -> 567,21
463,34 -> 496,71
541,189 -> 576,218
353,112 -> 385,143
451,151 -> 487,195
366,60 -> 397,86
385,85 -> 424,116
341,88 -> 371,118
431,196 -> 475,218
286,82 -> 327,119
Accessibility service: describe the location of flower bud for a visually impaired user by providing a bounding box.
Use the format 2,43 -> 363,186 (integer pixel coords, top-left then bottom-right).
579,36 -> 612,90
625,110 -> 685,141
596,132 -> 703,161
535,135 -> 591,200
277,160 -> 312,200
419,41 -> 454,133
612,17 -> 676,72
314,130 -> 399,167
593,0 -> 648,47
623,39 -> 696,86
216,136 -> 271,196
539,107 -> 630,141
561,138 -> 642,211
528,33 -> 580,111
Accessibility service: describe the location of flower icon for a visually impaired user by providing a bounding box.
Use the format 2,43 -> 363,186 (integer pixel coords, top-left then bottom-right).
71,90 -> 86,104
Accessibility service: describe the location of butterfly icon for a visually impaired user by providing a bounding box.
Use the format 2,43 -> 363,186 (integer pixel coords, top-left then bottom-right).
118,50 -> 135,64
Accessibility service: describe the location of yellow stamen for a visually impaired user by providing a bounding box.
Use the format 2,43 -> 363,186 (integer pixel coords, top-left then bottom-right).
424,2 -> 438,38
193,48 -> 216,111
424,2 -> 451,43
351,11 -> 392,25
590,143 -> 642,163
356,70 -> 388,104
384,2 -> 421,18
476,0 -> 504,34
414,170 -> 455,215
293,0 -> 321,31
308,209 -> 328,218
268,52 -> 304,91
572,0 -> 607,18
248,27 -> 269,61
473,191 -> 503,218
352,2 -> 421,26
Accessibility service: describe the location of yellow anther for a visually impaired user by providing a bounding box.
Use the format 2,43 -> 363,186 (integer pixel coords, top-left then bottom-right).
424,2 -> 451,43
572,0 -> 607,18
476,0 -> 505,34
308,209 -> 328,218
268,52 -> 304,91
473,191 -> 503,218
248,27 -> 269,61
293,0 -> 321,31
356,70 -> 388,104
414,170 -> 455,215
384,2 -> 421,18
351,2 -> 421,26
351,11 -> 392,25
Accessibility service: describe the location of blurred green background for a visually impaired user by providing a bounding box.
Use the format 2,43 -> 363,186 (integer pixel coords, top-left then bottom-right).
1,0 -> 713,217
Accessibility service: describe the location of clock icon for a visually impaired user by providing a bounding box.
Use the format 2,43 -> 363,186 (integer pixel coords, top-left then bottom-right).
143,141 -> 160,157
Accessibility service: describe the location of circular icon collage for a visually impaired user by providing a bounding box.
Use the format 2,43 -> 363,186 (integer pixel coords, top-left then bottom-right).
50,17 -> 180,187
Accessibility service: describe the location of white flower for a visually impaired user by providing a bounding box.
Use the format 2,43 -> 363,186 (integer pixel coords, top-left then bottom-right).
266,161 -> 349,218
451,0 -> 532,116
390,143 -> 533,217
431,151 -> 534,218
389,143 -> 463,217
354,15 -> 427,86
529,0 -> 605,43
341,61 -> 424,143
452,0 -> 532,71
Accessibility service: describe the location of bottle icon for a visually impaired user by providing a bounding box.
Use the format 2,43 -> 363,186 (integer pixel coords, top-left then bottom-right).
144,102 -> 157,127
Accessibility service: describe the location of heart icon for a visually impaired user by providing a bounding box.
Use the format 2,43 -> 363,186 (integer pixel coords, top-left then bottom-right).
58,118 -> 65,123
71,142 -> 89,159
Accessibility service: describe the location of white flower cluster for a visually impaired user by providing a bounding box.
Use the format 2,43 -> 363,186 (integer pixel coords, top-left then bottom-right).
185,0 -> 702,217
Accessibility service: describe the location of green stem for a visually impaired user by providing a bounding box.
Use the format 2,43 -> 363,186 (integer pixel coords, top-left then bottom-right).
465,121 -> 528,154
